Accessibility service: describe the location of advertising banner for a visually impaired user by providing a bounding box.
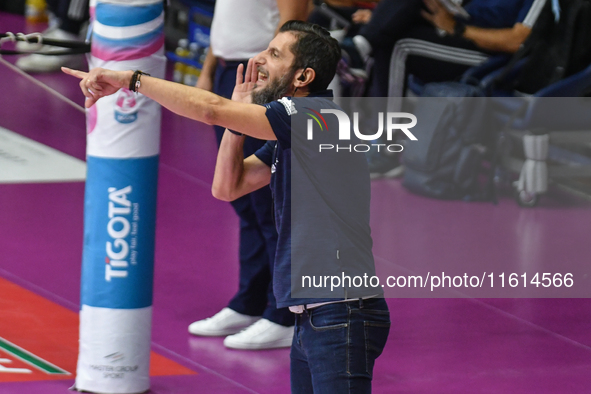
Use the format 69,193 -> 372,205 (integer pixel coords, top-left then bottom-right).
76,1 -> 165,392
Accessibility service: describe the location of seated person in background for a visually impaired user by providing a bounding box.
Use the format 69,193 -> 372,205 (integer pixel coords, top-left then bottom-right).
343,0 -> 546,177
346,0 -> 545,96
307,0 -> 380,37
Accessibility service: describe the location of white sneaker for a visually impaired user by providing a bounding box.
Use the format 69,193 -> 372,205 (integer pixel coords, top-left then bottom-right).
223,319 -> 294,350
16,28 -> 84,73
188,308 -> 260,337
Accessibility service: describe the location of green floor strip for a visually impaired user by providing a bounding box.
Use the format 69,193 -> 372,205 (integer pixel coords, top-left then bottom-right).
0,337 -> 70,375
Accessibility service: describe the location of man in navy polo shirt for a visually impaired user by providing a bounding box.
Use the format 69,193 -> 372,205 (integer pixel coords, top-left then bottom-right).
210,22 -> 391,392
64,20 -> 390,393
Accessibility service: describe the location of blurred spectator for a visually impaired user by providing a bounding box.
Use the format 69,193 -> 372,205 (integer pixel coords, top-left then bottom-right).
307,0 -> 379,37
17,0 -> 88,73
343,0 -> 546,177
344,0 -> 545,97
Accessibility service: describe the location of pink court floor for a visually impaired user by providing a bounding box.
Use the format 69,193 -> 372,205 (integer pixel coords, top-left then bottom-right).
1,10 -> 591,394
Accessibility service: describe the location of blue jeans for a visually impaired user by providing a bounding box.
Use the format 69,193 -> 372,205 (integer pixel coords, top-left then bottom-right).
291,298 -> 390,393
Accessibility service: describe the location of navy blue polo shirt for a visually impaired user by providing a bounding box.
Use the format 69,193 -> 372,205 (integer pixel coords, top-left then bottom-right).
465,0 -> 537,28
255,91 -> 380,308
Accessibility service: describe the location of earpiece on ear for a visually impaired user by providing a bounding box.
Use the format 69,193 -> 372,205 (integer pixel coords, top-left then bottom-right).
298,66 -> 309,82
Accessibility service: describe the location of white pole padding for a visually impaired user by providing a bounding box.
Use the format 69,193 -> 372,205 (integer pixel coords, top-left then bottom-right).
76,1 -> 165,393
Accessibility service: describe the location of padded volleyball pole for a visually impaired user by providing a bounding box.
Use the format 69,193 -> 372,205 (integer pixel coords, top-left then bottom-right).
75,0 -> 165,392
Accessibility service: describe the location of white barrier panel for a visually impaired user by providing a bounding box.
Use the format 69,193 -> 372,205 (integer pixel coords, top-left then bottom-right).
76,1 -> 165,392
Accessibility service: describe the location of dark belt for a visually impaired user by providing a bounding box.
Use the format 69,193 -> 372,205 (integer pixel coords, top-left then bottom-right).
218,58 -> 248,68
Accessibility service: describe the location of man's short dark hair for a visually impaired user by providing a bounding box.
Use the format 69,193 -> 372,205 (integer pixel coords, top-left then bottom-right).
279,20 -> 341,93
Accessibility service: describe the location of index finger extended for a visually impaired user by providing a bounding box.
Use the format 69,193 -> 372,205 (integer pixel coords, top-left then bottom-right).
61,67 -> 88,79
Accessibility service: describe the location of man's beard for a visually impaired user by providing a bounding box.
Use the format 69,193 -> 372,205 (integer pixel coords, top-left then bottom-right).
251,70 -> 296,105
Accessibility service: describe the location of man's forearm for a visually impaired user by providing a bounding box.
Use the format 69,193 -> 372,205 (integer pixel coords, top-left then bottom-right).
131,73 -> 272,139
463,23 -> 531,53
64,62 -> 274,139
212,131 -> 246,201
422,0 -> 531,54
137,74 -> 227,124
212,131 -> 272,201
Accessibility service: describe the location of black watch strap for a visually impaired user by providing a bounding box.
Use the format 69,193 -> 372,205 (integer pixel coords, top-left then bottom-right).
454,21 -> 466,37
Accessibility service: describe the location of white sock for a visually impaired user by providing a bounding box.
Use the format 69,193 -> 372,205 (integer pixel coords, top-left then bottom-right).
353,35 -> 372,62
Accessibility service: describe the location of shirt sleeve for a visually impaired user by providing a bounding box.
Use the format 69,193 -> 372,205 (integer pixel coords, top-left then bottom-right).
465,0 -> 543,28
264,98 -> 293,149
254,140 -> 275,167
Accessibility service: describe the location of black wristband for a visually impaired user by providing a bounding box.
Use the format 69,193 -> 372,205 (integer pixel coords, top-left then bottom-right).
129,70 -> 150,92
228,129 -> 243,136
453,21 -> 466,37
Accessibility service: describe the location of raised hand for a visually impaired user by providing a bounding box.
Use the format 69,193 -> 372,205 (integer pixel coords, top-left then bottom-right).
61,67 -> 131,108
231,58 -> 258,103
